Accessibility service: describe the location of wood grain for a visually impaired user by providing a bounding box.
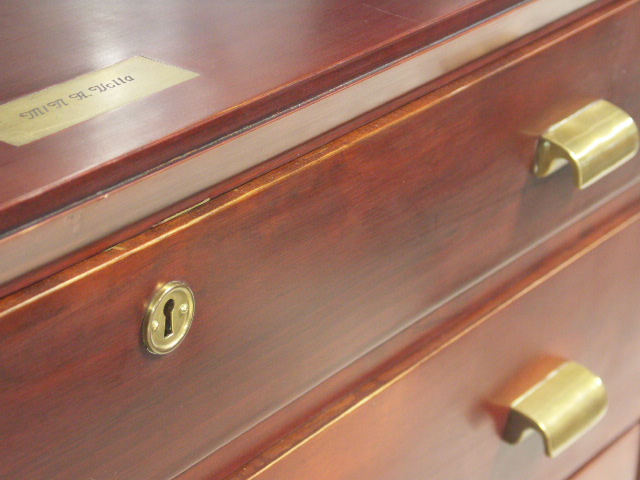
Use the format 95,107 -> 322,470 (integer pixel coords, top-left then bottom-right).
229,205 -> 640,480
2,4 -> 640,478
0,0 -> 528,234
175,179 -> 640,480
0,0 -> 623,298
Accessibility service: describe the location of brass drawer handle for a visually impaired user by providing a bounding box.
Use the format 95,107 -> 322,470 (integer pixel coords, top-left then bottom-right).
534,100 -> 639,189
503,361 -> 607,457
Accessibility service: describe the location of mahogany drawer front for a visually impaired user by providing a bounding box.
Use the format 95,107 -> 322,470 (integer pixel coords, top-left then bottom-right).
2,3 -> 640,480
567,425 -> 640,480
234,208 -> 640,480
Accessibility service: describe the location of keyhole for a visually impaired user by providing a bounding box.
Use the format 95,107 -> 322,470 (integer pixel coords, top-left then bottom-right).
163,299 -> 175,338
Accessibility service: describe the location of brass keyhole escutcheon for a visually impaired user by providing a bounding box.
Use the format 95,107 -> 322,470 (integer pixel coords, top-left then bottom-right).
142,281 -> 195,354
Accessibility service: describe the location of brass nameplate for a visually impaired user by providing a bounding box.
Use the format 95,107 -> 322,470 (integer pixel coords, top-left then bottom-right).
0,56 -> 199,146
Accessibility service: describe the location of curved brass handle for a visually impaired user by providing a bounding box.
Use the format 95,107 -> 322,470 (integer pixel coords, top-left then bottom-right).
503,361 -> 607,457
535,100 -> 639,189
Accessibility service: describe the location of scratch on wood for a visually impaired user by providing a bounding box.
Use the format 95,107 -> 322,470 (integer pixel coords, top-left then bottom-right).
361,3 -> 419,23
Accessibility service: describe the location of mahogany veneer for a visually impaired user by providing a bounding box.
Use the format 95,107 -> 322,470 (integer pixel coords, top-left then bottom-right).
0,0 -> 529,233
1,1 -> 640,479
0,0 -> 620,299
225,210 -> 640,480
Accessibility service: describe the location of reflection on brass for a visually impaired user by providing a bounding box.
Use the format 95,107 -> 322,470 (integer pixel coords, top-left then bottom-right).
142,281 -> 195,355
0,56 -> 199,146
535,100 -> 639,189
503,361 -> 607,457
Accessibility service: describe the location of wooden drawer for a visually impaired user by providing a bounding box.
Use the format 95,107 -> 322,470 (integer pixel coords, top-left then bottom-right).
567,425 -> 640,480
2,3 -> 640,479
229,206 -> 640,480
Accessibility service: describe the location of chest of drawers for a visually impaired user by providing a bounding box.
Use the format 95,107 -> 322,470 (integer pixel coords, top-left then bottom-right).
1,1 -> 640,479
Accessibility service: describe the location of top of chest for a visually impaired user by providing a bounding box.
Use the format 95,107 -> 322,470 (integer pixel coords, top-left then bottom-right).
0,0 -> 609,293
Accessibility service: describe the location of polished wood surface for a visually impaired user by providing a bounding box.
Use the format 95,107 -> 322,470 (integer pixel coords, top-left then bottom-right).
0,0 -> 528,234
0,0 -> 619,298
176,181 -> 640,480
1,3 -> 640,477
229,209 -> 640,480
0,0 -> 616,300
567,425 -> 639,480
